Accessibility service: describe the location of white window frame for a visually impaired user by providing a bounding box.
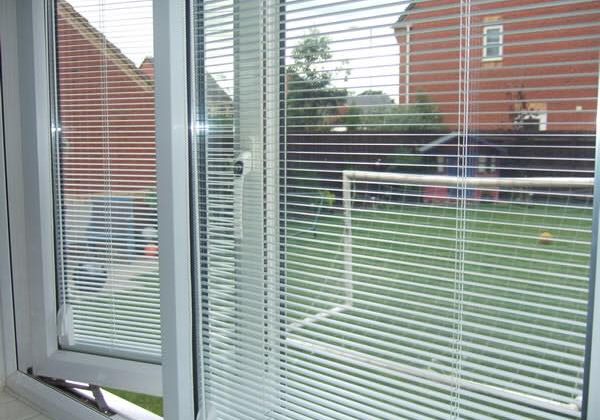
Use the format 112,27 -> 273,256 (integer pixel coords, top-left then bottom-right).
0,1 -> 600,420
190,1 -> 282,417
3,6 -> 154,411
0,0 -> 193,403
483,24 -> 503,61
0,22 -> 13,387
154,0 -> 195,418
583,68 -> 600,419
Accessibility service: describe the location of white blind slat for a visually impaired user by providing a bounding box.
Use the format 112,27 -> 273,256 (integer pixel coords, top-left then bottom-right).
52,0 -> 160,362
194,0 -> 598,418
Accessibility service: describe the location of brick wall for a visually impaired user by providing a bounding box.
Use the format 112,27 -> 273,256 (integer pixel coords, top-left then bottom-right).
395,0 -> 599,132
56,1 -> 156,196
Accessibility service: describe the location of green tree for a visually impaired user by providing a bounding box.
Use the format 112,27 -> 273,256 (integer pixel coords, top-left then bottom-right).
286,31 -> 348,132
357,90 -> 393,100
342,93 -> 445,133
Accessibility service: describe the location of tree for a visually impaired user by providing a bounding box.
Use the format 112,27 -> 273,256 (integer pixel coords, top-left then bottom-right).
342,93 -> 445,133
286,31 -> 349,132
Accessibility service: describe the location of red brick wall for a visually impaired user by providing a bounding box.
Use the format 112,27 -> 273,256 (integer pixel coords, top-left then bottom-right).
56,2 -> 156,196
395,0 -> 599,132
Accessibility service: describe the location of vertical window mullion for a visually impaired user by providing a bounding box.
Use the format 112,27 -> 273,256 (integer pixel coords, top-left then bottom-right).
154,0 -> 195,417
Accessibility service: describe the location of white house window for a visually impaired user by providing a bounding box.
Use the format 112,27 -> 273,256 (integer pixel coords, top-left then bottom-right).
483,25 -> 503,60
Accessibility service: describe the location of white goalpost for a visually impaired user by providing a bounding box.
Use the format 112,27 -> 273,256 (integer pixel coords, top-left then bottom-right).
291,171 -> 594,332
341,169 -> 594,309
286,170 -> 593,416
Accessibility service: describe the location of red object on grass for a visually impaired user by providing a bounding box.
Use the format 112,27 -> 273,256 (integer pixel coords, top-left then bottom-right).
145,244 -> 159,258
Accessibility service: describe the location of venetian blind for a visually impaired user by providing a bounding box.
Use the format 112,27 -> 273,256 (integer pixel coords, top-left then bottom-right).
194,0 -> 599,418
52,0 -> 160,362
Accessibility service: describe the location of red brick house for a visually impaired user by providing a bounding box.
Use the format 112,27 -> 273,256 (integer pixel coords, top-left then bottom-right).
56,1 -> 232,255
56,0 -> 156,195
56,1 -> 231,198
394,0 -> 599,133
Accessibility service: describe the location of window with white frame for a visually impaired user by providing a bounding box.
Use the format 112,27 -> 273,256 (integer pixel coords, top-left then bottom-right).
189,1 -> 600,419
483,24 -> 503,60
5,0 -> 163,403
51,0 -> 160,362
2,0 -> 600,419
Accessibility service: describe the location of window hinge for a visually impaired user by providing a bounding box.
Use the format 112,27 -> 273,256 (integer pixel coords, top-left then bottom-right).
33,375 -> 115,415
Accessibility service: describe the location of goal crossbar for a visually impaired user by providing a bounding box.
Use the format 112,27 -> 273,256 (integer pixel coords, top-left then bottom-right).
341,171 -> 594,305
343,170 -> 594,188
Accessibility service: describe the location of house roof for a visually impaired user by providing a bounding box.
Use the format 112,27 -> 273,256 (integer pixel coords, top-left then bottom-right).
392,2 -> 416,28
418,132 -> 508,154
57,0 -> 154,91
206,74 -> 232,105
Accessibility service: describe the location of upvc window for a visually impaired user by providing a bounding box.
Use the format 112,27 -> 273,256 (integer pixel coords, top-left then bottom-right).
52,0 -> 161,363
483,24 -> 503,60
1,0 -> 162,402
1,1 -> 600,420
189,1 -> 600,419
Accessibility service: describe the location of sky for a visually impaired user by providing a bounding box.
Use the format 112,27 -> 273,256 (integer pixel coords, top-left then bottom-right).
68,0 -> 405,101
68,0 -> 154,66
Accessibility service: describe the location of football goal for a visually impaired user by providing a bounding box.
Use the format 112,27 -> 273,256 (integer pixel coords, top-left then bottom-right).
286,170 -> 593,417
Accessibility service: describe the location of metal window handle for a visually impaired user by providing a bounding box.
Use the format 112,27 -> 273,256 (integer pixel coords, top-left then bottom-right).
233,151 -> 251,241
233,160 -> 244,176
233,151 -> 252,177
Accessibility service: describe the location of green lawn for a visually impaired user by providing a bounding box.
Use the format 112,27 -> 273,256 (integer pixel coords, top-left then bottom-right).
284,198 -> 592,418
72,196 -> 592,418
106,388 -> 163,416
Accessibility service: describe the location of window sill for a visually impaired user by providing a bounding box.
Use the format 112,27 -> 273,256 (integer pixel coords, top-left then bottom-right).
482,56 -> 503,62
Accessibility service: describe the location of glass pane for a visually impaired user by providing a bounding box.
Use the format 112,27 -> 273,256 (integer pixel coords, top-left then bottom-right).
486,28 -> 501,43
192,0 -> 599,418
281,1 -> 463,417
485,44 -> 501,57
52,0 -> 160,362
462,0 -> 596,412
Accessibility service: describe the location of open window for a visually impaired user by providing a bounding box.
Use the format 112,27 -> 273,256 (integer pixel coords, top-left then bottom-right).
22,0 -> 162,397
2,0 -> 600,419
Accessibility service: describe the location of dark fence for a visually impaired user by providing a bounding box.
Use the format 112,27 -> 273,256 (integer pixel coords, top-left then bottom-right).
283,130 -> 595,204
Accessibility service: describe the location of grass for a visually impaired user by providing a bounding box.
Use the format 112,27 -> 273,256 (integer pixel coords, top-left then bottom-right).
67,193 -> 592,418
105,388 -> 163,416
284,196 -> 592,418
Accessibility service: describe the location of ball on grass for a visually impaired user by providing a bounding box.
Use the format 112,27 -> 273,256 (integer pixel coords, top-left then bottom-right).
538,231 -> 553,245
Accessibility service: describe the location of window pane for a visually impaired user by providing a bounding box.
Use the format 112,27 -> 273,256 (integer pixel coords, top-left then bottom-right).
486,28 -> 501,43
53,0 -> 160,361
486,44 -> 501,57
192,0 -> 599,418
